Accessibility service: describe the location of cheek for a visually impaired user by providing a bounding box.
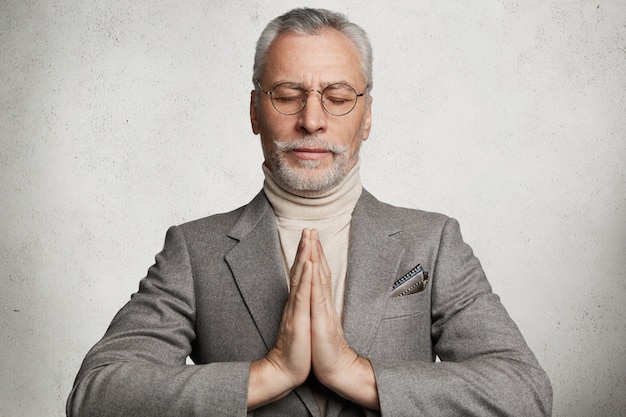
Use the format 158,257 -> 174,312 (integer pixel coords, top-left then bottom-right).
259,133 -> 276,155
259,111 -> 293,140
344,122 -> 366,151
349,138 -> 363,158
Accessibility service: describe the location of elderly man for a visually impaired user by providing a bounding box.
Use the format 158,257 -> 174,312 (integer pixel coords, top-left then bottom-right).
67,8 -> 552,417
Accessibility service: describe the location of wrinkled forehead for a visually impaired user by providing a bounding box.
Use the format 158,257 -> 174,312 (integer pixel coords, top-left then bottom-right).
262,29 -> 366,88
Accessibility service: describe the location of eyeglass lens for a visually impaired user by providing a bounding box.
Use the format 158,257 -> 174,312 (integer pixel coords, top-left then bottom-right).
271,83 -> 358,116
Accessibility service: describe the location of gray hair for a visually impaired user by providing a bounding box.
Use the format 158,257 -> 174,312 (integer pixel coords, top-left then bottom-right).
253,8 -> 373,93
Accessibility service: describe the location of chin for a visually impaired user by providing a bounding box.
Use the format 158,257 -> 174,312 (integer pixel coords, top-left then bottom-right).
275,165 -> 345,194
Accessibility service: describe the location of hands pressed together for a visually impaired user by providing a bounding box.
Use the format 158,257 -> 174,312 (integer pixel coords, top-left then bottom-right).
247,229 -> 380,411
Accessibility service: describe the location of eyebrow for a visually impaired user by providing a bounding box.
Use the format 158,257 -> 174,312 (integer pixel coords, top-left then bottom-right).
271,80 -> 357,90
274,81 -> 305,89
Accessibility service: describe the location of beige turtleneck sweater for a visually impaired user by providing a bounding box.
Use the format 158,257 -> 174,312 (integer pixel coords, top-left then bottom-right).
262,161 -> 362,322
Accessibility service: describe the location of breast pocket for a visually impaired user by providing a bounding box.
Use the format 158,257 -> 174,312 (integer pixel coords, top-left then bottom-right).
384,287 -> 430,318
368,291 -> 432,361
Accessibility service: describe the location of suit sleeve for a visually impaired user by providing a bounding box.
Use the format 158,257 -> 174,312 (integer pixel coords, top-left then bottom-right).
66,226 -> 250,417
369,217 -> 553,417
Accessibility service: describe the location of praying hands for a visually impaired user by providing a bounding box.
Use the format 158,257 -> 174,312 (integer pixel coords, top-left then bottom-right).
247,229 -> 380,411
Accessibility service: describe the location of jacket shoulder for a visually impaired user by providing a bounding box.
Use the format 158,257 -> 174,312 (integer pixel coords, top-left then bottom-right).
358,189 -> 451,234
178,205 -> 246,235
174,190 -> 273,245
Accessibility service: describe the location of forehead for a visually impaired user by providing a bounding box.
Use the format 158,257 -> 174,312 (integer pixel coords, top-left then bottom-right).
262,29 -> 365,87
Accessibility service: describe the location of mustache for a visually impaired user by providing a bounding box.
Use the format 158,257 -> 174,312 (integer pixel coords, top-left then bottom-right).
273,136 -> 348,154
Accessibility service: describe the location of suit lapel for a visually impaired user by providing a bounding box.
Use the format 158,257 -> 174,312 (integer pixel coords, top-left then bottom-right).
224,191 -> 288,351
327,190 -> 405,417
311,189 -> 406,417
224,191 -> 321,416
342,190 -> 405,356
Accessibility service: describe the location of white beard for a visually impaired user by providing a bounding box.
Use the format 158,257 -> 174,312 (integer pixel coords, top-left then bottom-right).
266,136 -> 357,195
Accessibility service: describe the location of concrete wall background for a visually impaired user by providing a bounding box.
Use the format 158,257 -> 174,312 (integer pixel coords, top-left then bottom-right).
1,1 -> 624,416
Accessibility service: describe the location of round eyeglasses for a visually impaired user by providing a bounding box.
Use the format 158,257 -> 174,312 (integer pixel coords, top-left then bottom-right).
256,80 -> 366,116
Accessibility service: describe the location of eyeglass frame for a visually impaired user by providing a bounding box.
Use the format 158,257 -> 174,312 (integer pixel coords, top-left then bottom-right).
255,79 -> 367,116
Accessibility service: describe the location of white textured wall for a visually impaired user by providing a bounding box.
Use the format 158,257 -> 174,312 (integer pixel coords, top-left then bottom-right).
1,1 -> 624,416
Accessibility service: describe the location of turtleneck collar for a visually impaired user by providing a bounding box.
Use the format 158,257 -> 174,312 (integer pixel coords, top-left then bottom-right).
262,160 -> 363,220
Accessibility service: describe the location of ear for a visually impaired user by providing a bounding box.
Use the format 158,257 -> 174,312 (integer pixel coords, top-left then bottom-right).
361,95 -> 373,141
250,90 -> 260,135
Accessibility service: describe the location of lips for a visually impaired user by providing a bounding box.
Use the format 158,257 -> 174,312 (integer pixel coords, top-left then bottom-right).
291,147 -> 331,160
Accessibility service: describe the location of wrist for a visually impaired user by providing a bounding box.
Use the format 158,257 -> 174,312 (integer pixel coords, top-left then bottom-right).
320,355 -> 381,411
247,357 -> 299,411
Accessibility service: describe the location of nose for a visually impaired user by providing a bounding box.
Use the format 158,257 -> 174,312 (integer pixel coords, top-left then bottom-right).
297,90 -> 327,134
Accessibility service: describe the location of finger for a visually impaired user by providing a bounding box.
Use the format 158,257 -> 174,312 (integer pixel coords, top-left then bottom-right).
289,229 -> 311,292
309,230 -> 331,279
310,258 -> 352,388
309,260 -> 329,321
268,259 -> 312,389
285,230 -> 312,319
308,229 -> 320,263
280,259 -> 312,344
290,259 -> 313,318
310,260 -> 344,366
309,230 -> 333,306
285,260 -> 313,322
317,237 -> 332,284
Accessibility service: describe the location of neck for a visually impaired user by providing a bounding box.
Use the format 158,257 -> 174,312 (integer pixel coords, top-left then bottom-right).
262,161 -> 362,220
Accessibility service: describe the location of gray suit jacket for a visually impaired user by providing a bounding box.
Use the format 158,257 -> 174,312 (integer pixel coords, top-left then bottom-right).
67,189 -> 552,416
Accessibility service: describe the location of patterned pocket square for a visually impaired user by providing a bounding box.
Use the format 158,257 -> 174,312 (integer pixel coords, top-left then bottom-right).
391,264 -> 430,297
